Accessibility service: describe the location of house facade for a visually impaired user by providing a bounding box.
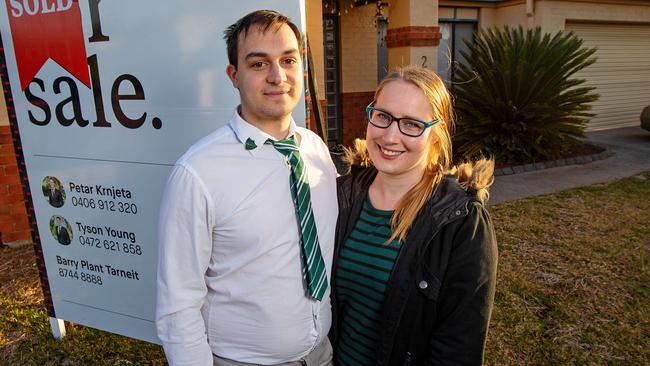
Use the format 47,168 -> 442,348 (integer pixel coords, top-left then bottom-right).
304,0 -> 650,145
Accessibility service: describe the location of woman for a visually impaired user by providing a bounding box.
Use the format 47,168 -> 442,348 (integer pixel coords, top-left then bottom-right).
332,65 -> 498,365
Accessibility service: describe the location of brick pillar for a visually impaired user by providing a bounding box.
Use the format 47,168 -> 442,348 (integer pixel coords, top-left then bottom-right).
341,92 -> 374,147
0,126 -> 30,246
386,0 -> 441,71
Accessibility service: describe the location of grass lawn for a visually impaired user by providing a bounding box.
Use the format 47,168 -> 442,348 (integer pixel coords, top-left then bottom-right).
1,173 -> 649,365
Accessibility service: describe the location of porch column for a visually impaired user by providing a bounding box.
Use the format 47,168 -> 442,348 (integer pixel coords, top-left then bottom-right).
386,0 -> 441,71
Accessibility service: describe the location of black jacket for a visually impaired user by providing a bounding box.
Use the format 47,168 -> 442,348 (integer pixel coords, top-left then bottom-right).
57,225 -> 71,245
48,188 -> 64,208
331,166 -> 498,366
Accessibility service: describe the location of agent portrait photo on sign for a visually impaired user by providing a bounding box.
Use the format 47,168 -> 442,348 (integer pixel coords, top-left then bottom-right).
50,215 -> 72,246
42,176 -> 66,208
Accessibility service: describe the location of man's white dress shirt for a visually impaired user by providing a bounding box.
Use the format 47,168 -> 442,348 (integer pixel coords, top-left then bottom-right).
156,110 -> 338,366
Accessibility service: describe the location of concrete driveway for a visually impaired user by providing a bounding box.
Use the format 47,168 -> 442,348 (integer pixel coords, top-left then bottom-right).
490,126 -> 650,205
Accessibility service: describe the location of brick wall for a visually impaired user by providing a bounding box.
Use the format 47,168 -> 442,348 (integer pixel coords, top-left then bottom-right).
385,26 -> 442,47
0,125 -> 30,246
341,91 -> 374,147
339,4 -> 379,93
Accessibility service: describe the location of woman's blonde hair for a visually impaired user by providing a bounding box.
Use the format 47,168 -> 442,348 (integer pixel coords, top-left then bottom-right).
345,65 -> 455,242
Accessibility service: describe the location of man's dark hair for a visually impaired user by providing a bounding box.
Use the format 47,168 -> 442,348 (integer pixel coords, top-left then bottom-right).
223,10 -> 302,68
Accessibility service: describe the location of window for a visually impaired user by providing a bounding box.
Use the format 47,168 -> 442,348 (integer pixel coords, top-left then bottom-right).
323,15 -> 342,144
377,16 -> 388,82
437,7 -> 479,86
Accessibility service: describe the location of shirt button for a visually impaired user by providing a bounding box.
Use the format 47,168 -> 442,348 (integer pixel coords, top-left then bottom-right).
455,210 -> 461,215
418,280 -> 428,289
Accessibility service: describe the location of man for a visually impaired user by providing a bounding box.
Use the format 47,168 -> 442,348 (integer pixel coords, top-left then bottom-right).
54,216 -> 70,245
156,10 -> 337,366
47,179 -> 64,208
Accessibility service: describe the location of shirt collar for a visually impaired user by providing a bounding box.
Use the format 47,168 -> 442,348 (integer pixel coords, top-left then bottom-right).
229,107 -> 298,153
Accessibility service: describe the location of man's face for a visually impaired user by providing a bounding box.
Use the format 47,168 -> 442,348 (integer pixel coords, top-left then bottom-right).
226,24 -> 302,128
56,218 -> 61,226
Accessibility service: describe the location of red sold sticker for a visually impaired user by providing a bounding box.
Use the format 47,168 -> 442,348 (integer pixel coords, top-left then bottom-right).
5,0 -> 90,90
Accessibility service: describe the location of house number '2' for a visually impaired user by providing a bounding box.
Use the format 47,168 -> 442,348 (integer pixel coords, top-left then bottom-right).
420,56 -> 428,68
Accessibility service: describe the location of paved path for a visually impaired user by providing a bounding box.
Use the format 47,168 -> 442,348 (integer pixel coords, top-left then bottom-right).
490,127 -> 650,205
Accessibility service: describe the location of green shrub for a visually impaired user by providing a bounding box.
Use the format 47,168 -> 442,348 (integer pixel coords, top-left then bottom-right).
452,26 -> 599,164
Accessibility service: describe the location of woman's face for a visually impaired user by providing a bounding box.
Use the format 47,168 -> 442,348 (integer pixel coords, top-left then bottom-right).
366,80 -> 436,179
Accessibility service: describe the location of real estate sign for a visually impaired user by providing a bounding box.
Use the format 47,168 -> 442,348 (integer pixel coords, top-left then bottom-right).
0,0 -> 306,343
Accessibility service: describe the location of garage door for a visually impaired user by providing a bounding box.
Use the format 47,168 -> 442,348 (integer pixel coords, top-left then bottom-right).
565,22 -> 650,130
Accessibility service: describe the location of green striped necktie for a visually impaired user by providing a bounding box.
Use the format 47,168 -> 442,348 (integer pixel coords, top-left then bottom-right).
266,136 -> 328,301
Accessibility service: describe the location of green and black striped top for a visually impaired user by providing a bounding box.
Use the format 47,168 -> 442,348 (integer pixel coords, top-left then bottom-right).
335,198 -> 402,366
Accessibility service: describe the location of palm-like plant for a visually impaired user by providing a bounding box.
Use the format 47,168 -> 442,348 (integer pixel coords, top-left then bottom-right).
452,26 -> 599,164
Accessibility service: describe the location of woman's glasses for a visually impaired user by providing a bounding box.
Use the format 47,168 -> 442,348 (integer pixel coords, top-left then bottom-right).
365,102 -> 439,137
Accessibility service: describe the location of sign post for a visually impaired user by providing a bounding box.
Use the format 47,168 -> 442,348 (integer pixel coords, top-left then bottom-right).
1,0 -> 307,343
